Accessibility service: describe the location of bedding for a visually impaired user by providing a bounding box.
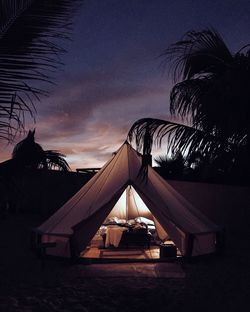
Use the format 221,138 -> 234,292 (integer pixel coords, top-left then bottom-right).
101,217 -> 155,248
105,226 -> 128,247
103,217 -> 154,227
101,217 -> 156,235
134,217 -> 154,226
103,217 -> 127,226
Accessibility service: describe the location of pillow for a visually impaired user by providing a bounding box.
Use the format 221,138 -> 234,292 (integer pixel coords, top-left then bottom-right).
103,217 -> 127,225
103,216 -> 119,225
117,218 -> 126,225
127,219 -> 136,226
135,217 -> 154,226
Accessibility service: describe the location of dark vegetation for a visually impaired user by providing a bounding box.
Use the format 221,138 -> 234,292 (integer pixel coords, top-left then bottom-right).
0,0 -> 84,218
11,129 -> 70,172
0,130 -> 93,218
0,0 -> 82,142
129,29 -> 250,185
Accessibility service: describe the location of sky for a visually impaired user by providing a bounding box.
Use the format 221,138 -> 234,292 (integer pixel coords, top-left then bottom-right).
1,0 -> 250,170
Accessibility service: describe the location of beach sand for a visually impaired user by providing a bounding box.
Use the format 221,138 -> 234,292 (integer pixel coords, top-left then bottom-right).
0,214 -> 249,311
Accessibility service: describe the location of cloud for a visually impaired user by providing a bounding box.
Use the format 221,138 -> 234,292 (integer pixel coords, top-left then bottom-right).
61,84 -> 171,169
0,58 -> 172,169
0,76 -> 171,170
33,67 -> 168,133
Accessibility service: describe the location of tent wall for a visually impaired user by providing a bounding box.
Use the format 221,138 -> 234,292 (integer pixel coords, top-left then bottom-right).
71,190 -> 125,256
133,184 -> 189,255
192,232 -> 217,256
133,177 -> 219,256
169,180 -> 250,241
42,235 -> 71,258
126,186 -> 152,219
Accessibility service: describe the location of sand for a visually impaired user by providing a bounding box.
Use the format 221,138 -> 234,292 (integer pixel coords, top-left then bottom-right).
0,214 -> 249,311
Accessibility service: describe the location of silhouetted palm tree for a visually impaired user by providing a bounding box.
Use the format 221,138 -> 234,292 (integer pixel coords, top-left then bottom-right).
0,129 -> 70,216
129,29 -> 250,182
154,152 -> 185,179
0,0 -> 82,142
12,129 -> 70,171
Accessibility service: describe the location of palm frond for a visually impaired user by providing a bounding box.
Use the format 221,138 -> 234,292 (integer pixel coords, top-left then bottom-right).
129,28 -> 250,182
0,0 -> 33,36
161,28 -> 250,142
0,0 -> 83,142
128,118 -> 229,159
154,155 -> 169,167
43,150 -> 71,171
161,28 -> 233,82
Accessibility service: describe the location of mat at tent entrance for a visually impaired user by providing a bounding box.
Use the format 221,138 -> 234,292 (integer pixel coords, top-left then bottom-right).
100,249 -> 148,259
78,262 -> 185,278
81,246 -> 162,260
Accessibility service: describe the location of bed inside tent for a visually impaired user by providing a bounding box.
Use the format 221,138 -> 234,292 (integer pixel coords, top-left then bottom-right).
81,185 -> 179,261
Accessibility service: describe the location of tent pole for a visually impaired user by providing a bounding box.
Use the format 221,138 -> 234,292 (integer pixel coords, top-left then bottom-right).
126,186 -> 129,219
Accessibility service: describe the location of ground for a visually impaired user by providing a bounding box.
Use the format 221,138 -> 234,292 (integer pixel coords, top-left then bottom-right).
0,214 -> 249,312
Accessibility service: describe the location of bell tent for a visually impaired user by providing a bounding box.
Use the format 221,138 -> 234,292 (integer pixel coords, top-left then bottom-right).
35,142 -> 221,258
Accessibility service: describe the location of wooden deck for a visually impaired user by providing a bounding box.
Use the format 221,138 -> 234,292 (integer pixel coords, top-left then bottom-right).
80,234 -> 181,261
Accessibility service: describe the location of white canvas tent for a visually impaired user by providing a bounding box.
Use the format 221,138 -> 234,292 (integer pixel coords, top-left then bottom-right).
35,142 -> 221,258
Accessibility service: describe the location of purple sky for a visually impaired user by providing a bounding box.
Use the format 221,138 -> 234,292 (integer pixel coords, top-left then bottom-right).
1,0 -> 250,170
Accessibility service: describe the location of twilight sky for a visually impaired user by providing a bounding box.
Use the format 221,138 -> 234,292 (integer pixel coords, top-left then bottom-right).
1,0 -> 250,170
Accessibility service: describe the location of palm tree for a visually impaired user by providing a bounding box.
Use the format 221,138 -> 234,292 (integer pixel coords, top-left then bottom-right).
128,29 -> 250,182
0,129 -> 70,215
12,129 -> 70,171
0,0 -> 82,142
154,152 -> 185,179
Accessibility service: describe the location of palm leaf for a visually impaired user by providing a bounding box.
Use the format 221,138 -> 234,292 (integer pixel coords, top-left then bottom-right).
154,155 -> 169,168
160,28 -> 250,148
43,150 -> 71,171
129,29 -> 250,182
161,28 -> 233,82
0,0 -> 83,142
128,118 -> 231,159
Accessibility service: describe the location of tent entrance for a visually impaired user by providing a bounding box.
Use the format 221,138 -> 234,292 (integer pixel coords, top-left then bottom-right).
80,186 -> 180,261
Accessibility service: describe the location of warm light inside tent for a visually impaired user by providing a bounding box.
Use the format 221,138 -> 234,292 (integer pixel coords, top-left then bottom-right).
106,188 -> 127,220
129,187 -> 150,216
106,185 -> 152,220
85,184 -> 173,259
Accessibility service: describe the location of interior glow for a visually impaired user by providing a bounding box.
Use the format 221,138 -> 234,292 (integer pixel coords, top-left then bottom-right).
107,188 -> 127,219
107,185 -> 152,220
129,186 -> 151,216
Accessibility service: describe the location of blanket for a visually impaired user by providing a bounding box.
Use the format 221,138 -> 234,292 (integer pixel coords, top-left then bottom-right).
105,226 -> 127,247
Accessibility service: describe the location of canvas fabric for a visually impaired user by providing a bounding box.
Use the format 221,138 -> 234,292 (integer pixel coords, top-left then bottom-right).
37,142 -> 220,257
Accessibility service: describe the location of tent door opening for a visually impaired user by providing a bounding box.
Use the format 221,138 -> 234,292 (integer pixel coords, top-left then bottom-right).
80,185 -> 179,260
